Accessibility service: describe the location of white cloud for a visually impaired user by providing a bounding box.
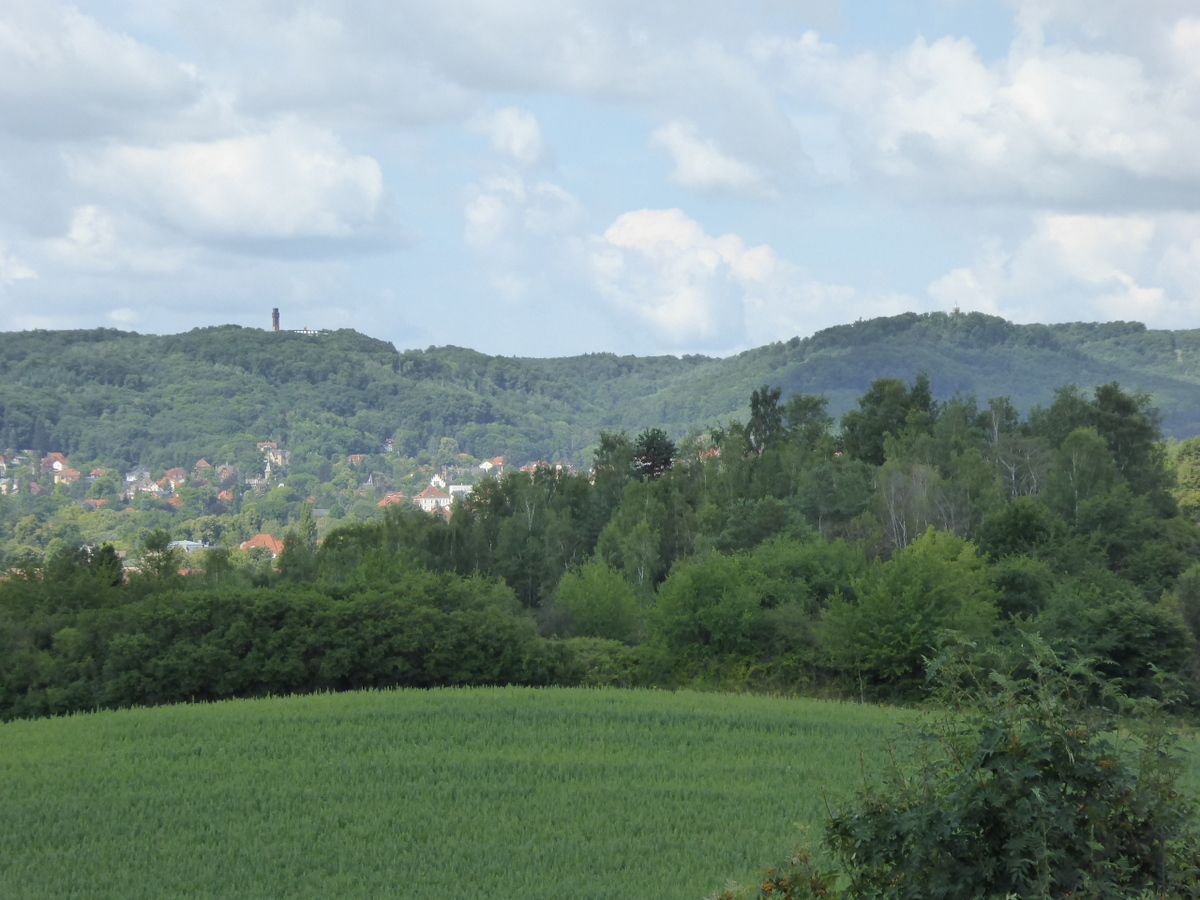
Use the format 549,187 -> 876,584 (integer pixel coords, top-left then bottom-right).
590,208 -> 907,350
464,172 -> 586,249
0,0 -> 200,139
475,107 -> 548,167
463,169 -> 588,300
108,308 -> 140,325
0,242 -> 35,285
650,120 -> 772,196
70,120 -> 386,243
764,16 -> 1200,206
45,206 -> 185,273
927,213 -> 1194,326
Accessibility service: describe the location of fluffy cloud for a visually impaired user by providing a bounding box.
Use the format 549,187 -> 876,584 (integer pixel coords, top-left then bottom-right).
0,0 -> 200,139
590,208 -> 907,350
762,12 -> 1200,206
650,120 -> 771,197
463,169 -> 588,300
474,108 -> 548,167
45,206 -> 185,273
69,120 -> 387,245
0,242 -> 35,285
136,0 -> 807,172
927,212 -> 1200,327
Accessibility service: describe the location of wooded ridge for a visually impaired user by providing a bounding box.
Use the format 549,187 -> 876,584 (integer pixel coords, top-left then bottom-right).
5,312 -> 1200,472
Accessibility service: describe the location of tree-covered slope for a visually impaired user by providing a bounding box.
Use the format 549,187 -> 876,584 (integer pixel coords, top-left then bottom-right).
5,312 -> 1200,469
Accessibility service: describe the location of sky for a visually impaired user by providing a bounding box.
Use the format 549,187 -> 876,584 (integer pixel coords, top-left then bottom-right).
2,0 -> 1200,358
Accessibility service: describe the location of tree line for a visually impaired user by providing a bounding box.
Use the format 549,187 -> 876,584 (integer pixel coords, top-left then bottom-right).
5,375 -> 1200,719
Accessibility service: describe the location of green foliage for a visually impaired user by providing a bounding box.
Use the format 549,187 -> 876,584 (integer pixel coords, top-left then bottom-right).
748,384 -> 785,455
823,528 -> 998,697
841,374 -> 934,467
633,427 -> 677,480
0,563 -> 569,719
1035,574 -> 1193,698
554,559 -> 640,642
652,552 -> 761,657
828,650 -> 1200,899
715,644 -> 1200,900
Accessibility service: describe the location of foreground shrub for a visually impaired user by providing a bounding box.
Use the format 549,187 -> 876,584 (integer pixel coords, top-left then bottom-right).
712,642 -> 1200,900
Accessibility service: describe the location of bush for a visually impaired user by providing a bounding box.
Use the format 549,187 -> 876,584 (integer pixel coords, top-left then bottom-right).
712,642 -> 1200,900
822,527 -> 997,699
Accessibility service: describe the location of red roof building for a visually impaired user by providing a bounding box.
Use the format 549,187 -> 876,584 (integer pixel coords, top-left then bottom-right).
41,452 -> 69,472
414,485 -> 451,513
239,533 -> 285,556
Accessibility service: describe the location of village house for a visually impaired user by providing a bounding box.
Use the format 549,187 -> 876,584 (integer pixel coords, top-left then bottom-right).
478,456 -> 506,473
414,485 -> 451,512
377,491 -> 407,507
194,459 -> 212,472
124,466 -> 151,483
41,452 -> 69,473
239,533 -> 284,557
54,468 -> 81,485
215,463 -> 237,481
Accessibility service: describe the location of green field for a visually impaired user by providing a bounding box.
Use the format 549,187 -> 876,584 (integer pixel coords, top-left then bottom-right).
0,687 -> 908,900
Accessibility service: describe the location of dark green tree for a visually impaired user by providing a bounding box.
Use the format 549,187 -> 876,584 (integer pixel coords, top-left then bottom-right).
633,427 -> 676,480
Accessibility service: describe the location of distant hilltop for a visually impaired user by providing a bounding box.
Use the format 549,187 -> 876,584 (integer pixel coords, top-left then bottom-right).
4,313 -> 1200,476
269,307 -> 328,336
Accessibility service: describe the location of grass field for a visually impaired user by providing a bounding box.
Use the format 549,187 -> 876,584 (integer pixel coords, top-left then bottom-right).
0,687 -> 909,900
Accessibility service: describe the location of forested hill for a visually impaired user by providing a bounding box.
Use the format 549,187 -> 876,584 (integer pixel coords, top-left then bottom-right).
5,312 -> 1200,468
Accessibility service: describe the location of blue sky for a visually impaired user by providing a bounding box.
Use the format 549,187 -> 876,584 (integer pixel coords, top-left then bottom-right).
2,0 -> 1200,356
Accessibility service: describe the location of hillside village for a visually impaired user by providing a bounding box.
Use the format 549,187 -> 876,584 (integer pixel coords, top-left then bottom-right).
0,439 -> 576,567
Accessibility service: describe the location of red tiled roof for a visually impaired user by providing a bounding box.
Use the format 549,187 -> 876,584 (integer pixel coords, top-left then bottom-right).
415,485 -> 449,499
239,533 -> 284,555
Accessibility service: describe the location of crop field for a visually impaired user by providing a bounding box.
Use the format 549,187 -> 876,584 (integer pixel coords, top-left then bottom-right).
1,687 -> 909,900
